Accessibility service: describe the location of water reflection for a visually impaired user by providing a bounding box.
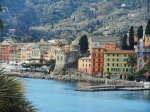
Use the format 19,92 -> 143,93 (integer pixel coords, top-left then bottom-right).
121,91 -> 150,101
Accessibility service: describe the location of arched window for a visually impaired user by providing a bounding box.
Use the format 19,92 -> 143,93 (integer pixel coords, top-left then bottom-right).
57,56 -> 59,60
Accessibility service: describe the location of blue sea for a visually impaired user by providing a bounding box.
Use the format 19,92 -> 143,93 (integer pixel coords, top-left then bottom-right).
24,78 -> 150,112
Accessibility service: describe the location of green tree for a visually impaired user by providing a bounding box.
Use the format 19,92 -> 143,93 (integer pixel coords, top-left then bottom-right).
45,59 -> 56,71
79,35 -> 89,53
0,72 -> 36,111
145,19 -> 150,35
137,25 -> 143,41
129,26 -> 134,50
121,34 -> 128,50
57,41 -> 63,48
143,58 -> 150,72
126,55 -> 137,75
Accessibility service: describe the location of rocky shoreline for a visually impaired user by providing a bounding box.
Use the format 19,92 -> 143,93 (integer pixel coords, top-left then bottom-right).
6,71 -> 144,87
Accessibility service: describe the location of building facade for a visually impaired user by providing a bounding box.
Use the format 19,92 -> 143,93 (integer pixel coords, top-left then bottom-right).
103,50 -> 136,79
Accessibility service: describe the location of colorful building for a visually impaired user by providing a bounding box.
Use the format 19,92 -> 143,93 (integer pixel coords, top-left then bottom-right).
9,45 -> 19,62
20,45 -> 33,63
90,48 -> 105,77
144,35 -> 150,47
103,50 -> 136,79
0,44 -> 10,62
78,57 -> 91,74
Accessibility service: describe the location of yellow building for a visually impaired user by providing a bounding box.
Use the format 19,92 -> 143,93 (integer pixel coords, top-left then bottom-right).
104,50 -> 136,79
20,45 -> 33,63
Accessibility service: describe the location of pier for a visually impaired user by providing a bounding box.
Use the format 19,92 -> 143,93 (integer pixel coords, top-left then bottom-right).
74,85 -> 150,92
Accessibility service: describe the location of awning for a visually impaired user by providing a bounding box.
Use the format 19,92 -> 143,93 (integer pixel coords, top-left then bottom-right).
143,73 -> 150,77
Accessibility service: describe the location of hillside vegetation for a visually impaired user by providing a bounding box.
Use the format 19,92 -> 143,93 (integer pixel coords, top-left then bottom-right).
0,0 -> 149,41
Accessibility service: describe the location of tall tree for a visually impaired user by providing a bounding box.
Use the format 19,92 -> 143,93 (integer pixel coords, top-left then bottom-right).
129,26 -> 134,50
126,55 -> 137,75
79,35 -> 89,53
145,19 -> 150,35
121,34 -> 128,50
137,25 -> 143,41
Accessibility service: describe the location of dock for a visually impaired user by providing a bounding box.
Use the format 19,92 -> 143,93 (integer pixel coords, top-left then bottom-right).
74,85 -> 150,92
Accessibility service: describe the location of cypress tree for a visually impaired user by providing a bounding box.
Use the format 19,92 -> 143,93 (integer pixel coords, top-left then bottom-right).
79,35 -> 89,53
121,34 -> 128,50
137,25 -> 143,41
129,26 -> 134,50
145,19 -> 150,35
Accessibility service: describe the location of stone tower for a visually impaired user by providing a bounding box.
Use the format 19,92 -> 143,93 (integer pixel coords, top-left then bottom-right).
53,39 -> 80,75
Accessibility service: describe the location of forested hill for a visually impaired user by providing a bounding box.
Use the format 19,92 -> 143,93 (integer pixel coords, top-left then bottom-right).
0,0 -> 149,41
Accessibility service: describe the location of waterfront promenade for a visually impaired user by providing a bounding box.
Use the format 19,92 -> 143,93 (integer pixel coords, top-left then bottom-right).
5,71 -> 145,89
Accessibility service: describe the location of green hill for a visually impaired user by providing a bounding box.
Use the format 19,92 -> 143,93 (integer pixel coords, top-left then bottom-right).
0,0 -> 149,41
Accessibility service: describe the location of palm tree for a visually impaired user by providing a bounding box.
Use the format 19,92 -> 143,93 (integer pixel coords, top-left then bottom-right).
126,55 -> 137,75
0,71 -> 36,112
143,58 -> 150,72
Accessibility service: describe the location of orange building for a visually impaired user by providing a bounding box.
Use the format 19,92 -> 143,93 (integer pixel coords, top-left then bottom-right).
90,48 -> 106,77
78,44 -> 117,77
104,44 -> 116,51
9,45 -> 19,62
144,35 -> 150,47
0,44 -> 10,62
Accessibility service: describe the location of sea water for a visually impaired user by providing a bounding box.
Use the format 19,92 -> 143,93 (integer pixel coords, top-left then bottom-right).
24,78 -> 150,112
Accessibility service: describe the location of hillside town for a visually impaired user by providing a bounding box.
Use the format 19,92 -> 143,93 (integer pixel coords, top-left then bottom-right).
0,34 -> 150,82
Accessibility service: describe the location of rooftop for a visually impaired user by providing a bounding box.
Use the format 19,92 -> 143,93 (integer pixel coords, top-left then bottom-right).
104,50 -> 135,54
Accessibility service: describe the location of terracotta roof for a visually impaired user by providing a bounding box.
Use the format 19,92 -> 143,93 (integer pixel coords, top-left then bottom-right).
104,50 -> 135,54
79,57 -> 91,60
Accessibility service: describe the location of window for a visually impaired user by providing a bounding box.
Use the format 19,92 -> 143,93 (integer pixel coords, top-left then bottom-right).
98,59 -> 100,62
112,58 -> 114,61
107,63 -> 109,66
107,68 -> 109,71
116,63 -> 118,66
98,64 -> 100,66
93,59 -> 95,62
98,68 -> 100,71
124,64 -> 126,67
82,64 -> 84,67
111,68 -> 113,71
98,53 -> 100,56
108,54 -> 110,56
113,54 -> 115,56
112,63 -> 114,66
57,56 -> 59,60
89,64 -> 90,67
117,59 -> 119,61
107,58 -> 109,61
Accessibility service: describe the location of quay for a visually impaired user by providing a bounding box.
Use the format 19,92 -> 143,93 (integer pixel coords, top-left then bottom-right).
74,85 -> 150,92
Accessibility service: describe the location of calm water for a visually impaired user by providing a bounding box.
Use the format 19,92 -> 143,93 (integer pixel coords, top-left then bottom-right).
24,78 -> 150,112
